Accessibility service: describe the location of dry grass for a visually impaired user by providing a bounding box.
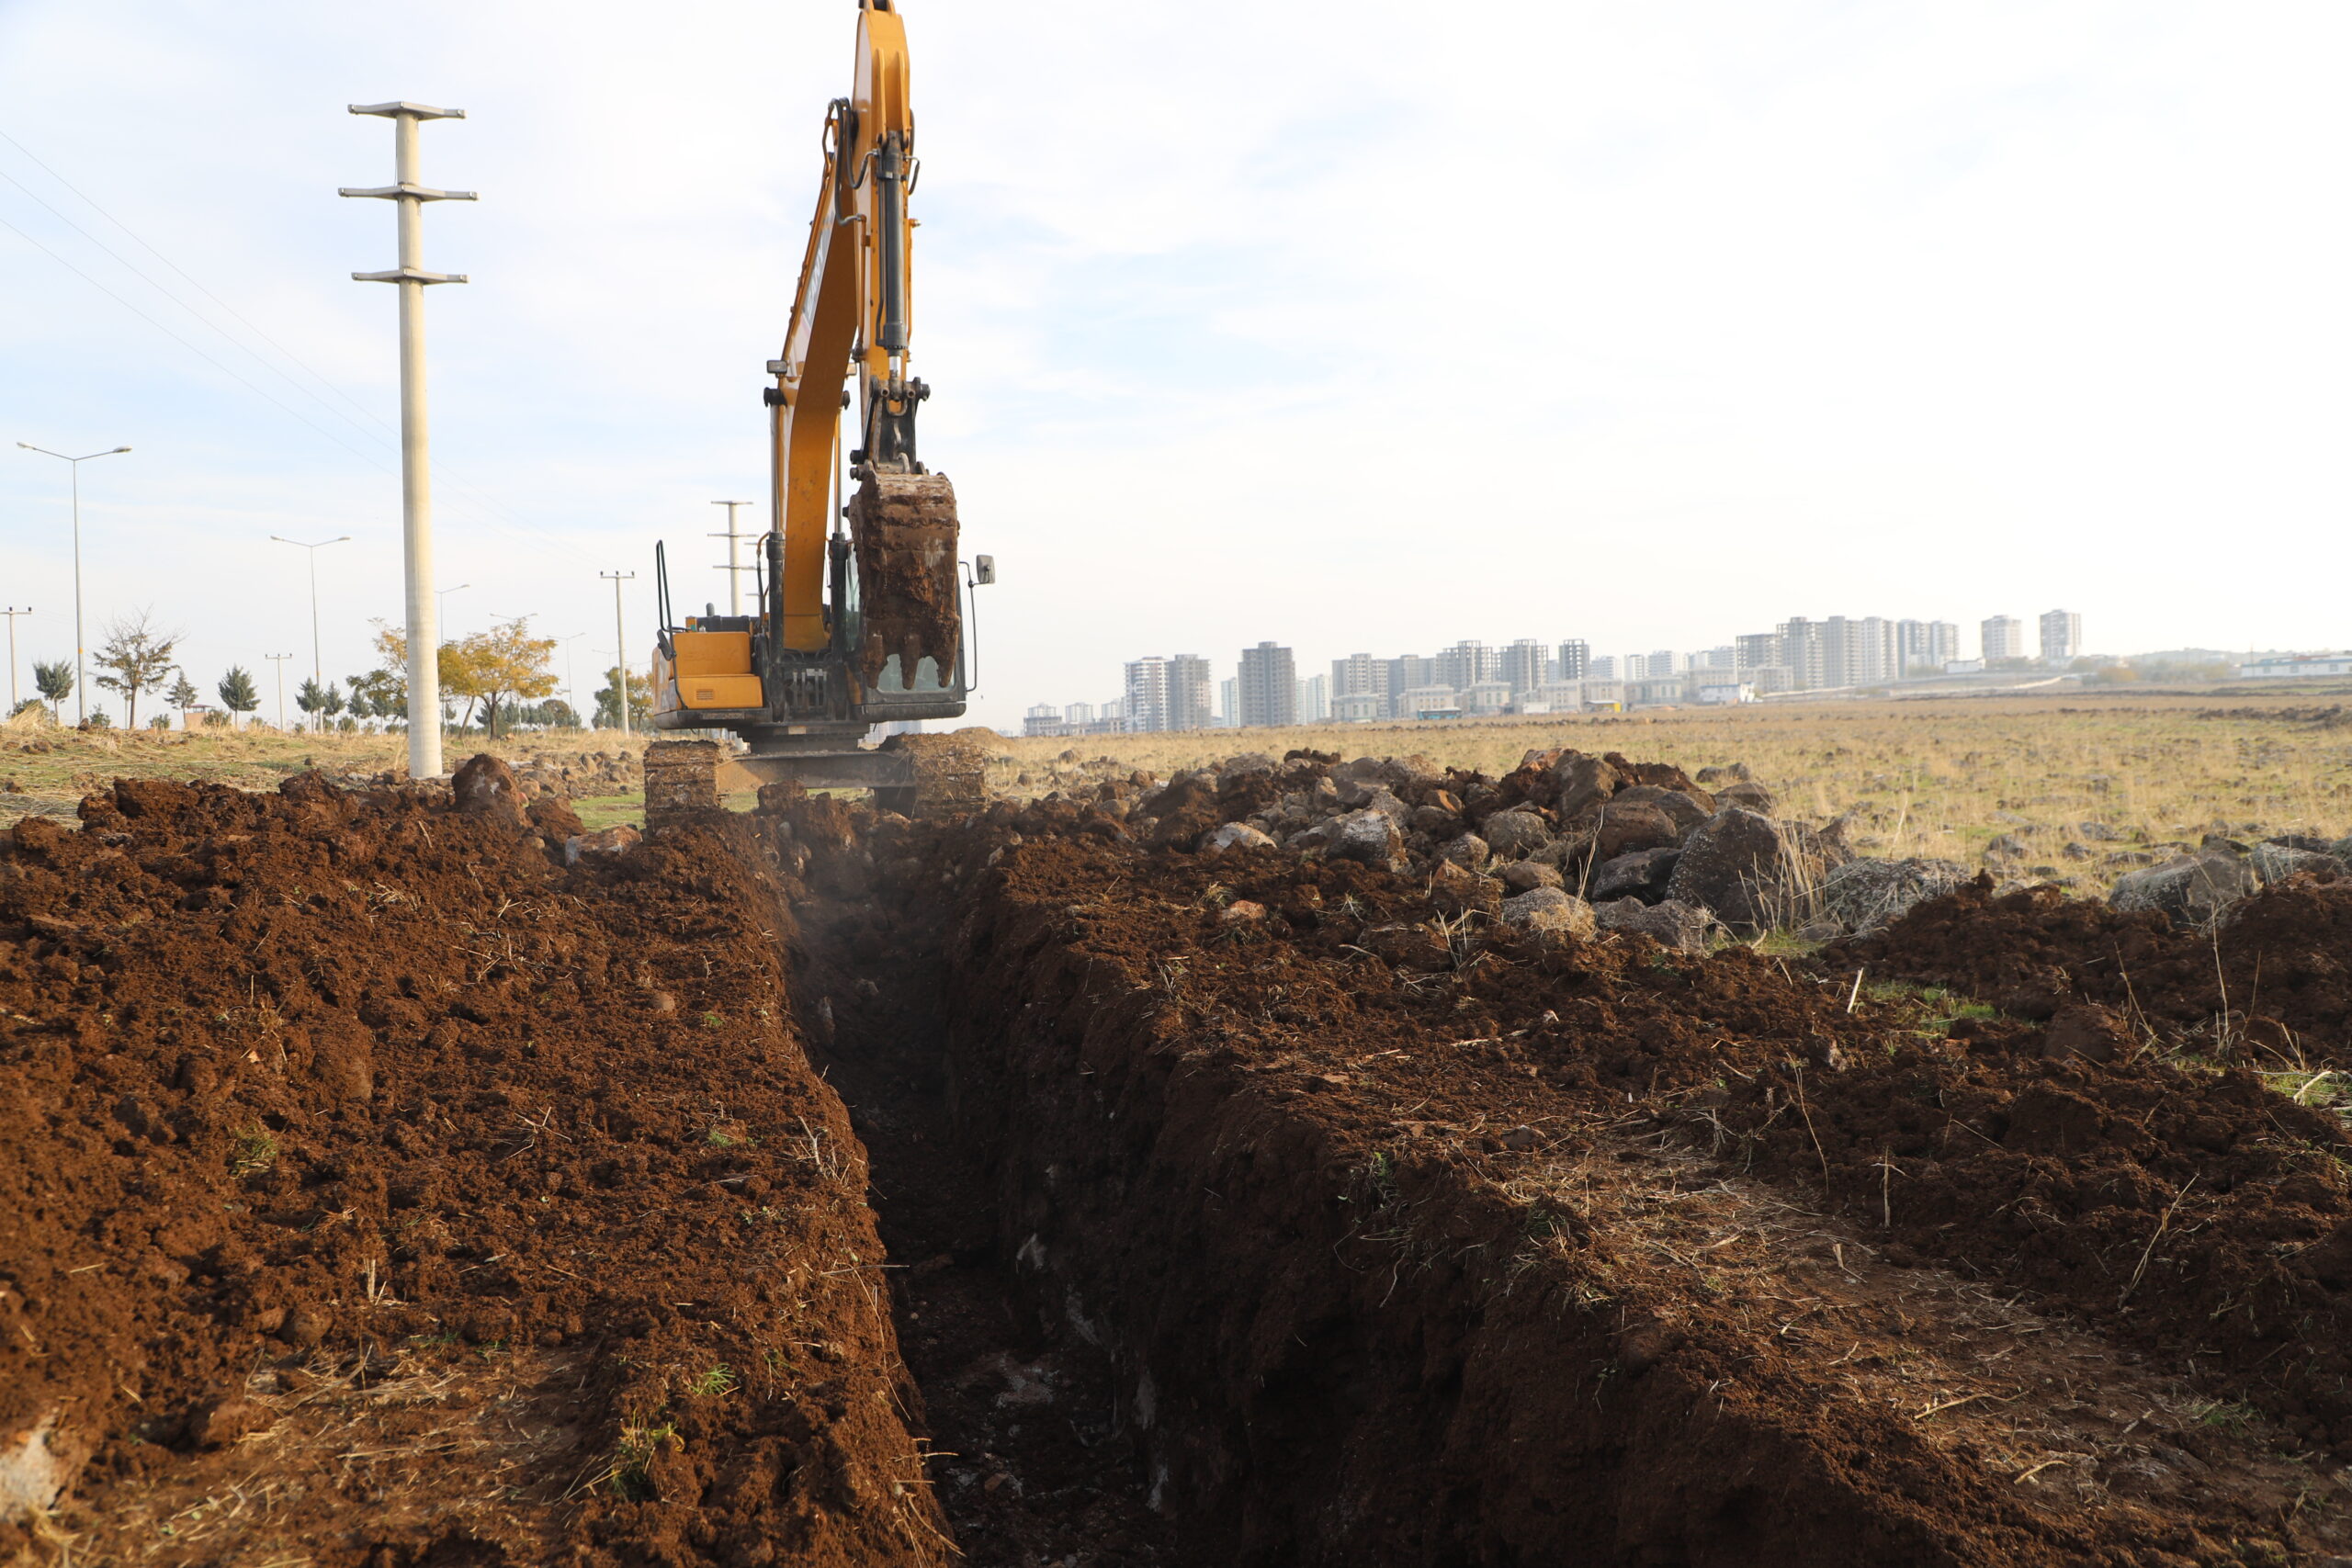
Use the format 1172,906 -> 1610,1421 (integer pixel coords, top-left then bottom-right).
984,694 -> 2352,875
0,708 -> 644,821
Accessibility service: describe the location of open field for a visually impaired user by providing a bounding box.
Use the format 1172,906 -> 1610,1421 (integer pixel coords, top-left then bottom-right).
989,693 -> 2352,874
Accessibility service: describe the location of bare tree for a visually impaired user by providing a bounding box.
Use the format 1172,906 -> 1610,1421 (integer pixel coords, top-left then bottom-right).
91,609 -> 182,731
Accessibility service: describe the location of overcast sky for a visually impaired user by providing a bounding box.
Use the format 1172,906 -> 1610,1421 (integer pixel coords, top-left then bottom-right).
2,1 -> 2346,729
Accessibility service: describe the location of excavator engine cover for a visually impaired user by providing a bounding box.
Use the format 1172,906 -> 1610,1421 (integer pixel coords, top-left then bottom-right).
851,467 -> 960,690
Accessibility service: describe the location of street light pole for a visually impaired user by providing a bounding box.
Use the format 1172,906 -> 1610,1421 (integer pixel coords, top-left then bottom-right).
342,101 -> 474,781
16,444 -> 130,726
601,570 -> 636,735
265,652 -> 294,731
709,500 -> 755,616
557,631 -> 587,724
269,535 -> 352,730
0,608 -> 28,713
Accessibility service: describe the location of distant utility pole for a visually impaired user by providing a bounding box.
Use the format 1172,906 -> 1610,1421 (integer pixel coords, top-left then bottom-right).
265,652 -> 294,731
269,534 -> 351,730
341,100 -> 475,781
435,581 -> 469,643
557,631 -> 588,722
15,443 -> 130,726
602,570 -> 637,735
0,608 -> 28,712
709,500 -> 756,616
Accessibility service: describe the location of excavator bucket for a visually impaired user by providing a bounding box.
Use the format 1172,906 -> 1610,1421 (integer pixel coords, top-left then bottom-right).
851,468 -> 961,692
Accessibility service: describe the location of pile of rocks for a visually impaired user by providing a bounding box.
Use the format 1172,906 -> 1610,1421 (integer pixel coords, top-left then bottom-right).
1106,747 -> 1855,949
510,749 -> 640,801
2108,832 -> 2349,925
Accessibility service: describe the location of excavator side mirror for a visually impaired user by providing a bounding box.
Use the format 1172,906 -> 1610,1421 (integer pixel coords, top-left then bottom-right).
972,555 -> 995,585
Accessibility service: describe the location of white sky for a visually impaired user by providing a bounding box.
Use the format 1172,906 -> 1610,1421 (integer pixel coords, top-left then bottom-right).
2,1 -> 2346,729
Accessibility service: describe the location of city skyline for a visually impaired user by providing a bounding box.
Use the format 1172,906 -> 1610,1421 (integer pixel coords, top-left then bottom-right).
1024,608 -> 2101,735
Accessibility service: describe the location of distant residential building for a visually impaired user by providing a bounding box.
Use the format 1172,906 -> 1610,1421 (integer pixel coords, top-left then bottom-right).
1629,676 -> 1688,707
1238,641 -> 1298,728
1695,646 -> 1738,671
1296,673 -> 1329,722
1580,678 -> 1624,710
1556,639 -> 1590,681
1123,658 -> 1170,731
1398,685 -> 1461,719
2039,610 -> 2082,665
1696,682 -> 1757,705
1897,619 -> 1959,676
2240,652 -> 2352,679
1022,703 -> 1065,738
1330,652 -> 1385,716
1523,682 -> 1586,713
1745,665 -> 1794,694
1982,615 -> 2025,662
1648,649 -> 1687,677
1332,693 -> 1383,722
1218,678 -> 1238,726
1434,639 -> 1500,693
1778,620 -> 1826,689
1944,659 -> 1985,675
1065,701 -> 1096,727
1589,655 -> 1618,680
1500,638 -> 1548,693
1735,631 -> 1782,673
1463,680 -> 1513,715
1167,653 -> 1213,731
1385,654 -> 1431,713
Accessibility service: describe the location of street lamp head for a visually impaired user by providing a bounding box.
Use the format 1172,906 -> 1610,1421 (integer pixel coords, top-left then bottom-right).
110,446 -> 130,455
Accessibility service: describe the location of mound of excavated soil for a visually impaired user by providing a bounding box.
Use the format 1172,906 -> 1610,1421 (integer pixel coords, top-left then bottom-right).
0,770 -> 944,1566
1838,874 -> 2352,1057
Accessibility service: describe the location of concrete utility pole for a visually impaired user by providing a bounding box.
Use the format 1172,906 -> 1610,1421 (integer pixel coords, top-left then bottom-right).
709,500 -> 756,616
0,608 -> 28,712
341,101 -> 474,781
269,535 -> 351,729
601,570 -> 636,735
265,652 -> 294,731
16,444 -> 130,726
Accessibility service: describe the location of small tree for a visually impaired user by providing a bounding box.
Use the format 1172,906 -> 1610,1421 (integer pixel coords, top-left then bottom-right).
217,666 -> 260,728
147,713 -> 171,731
348,667 -> 404,729
32,660 -> 71,720
594,666 -> 649,730
296,676 -> 334,728
91,610 -> 181,731
166,671 -> 200,729
463,618 -> 560,739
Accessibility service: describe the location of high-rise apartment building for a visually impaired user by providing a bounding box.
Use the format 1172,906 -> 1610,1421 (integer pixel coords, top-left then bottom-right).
1896,620 -> 1960,675
1065,701 -> 1095,728
1166,653 -> 1213,731
1590,654 -> 1618,680
1434,639 -> 1500,693
1296,673 -> 1329,722
1123,657 -> 1170,731
1023,704 -> 1063,737
1385,654 -> 1432,711
1331,652 -> 1383,700
1982,615 -> 2025,662
1735,631 -> 1782,672
1237,641 -> 1298,728
1218,679 -> 1238,726
2039,610 -> 2082,665
1556,639 -> 1589,681
1500,638 -> 1548,694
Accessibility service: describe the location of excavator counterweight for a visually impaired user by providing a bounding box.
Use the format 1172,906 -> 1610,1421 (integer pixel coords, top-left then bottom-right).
644,0 -> 982,818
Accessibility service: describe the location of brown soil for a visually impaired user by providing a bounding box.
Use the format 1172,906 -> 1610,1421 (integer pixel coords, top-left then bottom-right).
782,792 -> 2352,1565
0,772 -> 944,1565
1836,873 -> 2352,1060
17,750 -> 2352,1567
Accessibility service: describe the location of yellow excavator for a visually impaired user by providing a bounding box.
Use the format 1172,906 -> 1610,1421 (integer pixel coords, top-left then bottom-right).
644,0 -> 987,816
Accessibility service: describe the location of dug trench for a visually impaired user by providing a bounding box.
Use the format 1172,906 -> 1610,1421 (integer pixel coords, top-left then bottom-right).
779,784 -> 2352,1568
13,754 -> 2352,1565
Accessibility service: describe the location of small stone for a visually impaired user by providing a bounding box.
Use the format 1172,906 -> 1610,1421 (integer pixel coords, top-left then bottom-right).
1204,821 -> 1276,853
1481,810 -> 1554,860
1499,886 -> 1597,939
1219,900 -> 1267,924
1496,860 -> 1563,893
1498,1125 -> 1541,1152
565,825 -> 642,864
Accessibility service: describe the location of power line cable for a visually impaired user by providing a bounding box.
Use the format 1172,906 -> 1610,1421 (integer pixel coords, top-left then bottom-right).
0,123 -> 615,569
